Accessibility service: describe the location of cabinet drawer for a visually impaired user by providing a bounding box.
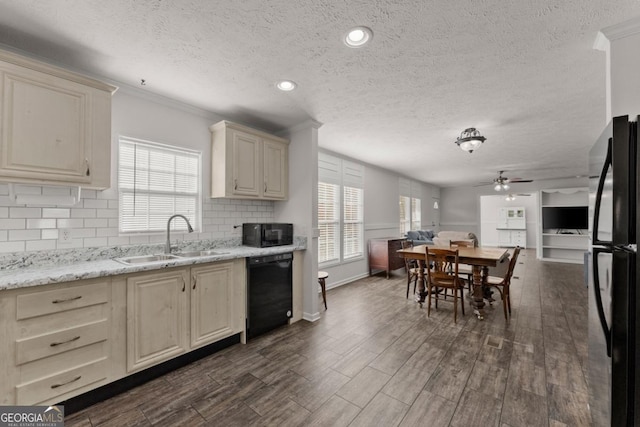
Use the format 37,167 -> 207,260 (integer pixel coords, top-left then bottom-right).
16,358 -> 107,405
16,319 -> 108,365
17,281 -> 108,320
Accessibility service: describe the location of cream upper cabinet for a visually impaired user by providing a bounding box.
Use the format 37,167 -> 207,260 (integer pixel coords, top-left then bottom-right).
0,49 -> 116,189
126,269 -> 189,373
210,120 -> 289,200
263,137 -> 288,199
230,128 -> 261,197
190,260 -> 245,348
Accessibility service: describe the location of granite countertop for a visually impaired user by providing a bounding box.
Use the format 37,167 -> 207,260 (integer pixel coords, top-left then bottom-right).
0,243 -> 304,291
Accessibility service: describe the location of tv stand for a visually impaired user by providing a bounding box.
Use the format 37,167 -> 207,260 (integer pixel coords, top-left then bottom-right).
538,188 -> 588,264
555,229 -> 584,235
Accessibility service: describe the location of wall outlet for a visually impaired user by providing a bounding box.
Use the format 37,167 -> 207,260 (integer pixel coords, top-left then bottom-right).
58,228 -> 72,244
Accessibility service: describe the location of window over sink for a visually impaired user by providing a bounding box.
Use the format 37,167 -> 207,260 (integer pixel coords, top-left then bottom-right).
118,136 -> 201,234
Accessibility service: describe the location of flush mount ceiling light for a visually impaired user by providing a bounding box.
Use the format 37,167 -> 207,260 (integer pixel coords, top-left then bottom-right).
276,80 -> 297,91
344,26 -> 373,48
454,127 -> 486,153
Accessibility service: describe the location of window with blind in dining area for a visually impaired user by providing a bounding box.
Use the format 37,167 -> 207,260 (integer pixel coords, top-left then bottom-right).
318,152 -> 364,265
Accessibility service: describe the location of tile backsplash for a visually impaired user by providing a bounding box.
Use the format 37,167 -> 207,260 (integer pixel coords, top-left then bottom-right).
0,183 -> 275,254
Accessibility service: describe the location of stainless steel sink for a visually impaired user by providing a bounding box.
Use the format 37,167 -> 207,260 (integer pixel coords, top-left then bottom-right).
114,254 -> 181,265
173,250 -> 229,258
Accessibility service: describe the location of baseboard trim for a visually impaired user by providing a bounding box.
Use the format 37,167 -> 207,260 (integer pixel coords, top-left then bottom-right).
303,311 -> 321,322
324,272 -> 369,290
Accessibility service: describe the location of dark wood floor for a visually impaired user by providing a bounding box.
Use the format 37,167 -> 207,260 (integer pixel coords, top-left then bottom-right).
66,249 -> 591,426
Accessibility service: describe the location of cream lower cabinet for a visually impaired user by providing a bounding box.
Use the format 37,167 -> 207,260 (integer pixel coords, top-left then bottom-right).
126,269 -> 189,373
0,278 -> 112,406
126,260 -> 245,373
191,261 -> 245,348
0,259 -> 246,405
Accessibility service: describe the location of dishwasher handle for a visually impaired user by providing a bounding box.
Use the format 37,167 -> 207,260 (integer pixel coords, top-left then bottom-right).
248,252 -> 293,266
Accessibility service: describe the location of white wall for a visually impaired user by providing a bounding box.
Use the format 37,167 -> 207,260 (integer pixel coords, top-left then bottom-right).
609,25 -> 640,119
275,121 -> 321,321
479,194 -> 538,248
440,177 -> 588,242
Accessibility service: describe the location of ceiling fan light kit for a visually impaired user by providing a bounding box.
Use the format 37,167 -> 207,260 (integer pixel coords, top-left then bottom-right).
488,170 -> 534,191
455,127 -> 486,153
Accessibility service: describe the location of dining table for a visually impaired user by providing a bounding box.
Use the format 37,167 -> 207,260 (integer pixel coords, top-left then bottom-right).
397,244 -> 509,320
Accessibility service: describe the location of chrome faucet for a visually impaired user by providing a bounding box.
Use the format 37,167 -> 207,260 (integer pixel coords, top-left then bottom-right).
165,214 -> 194,254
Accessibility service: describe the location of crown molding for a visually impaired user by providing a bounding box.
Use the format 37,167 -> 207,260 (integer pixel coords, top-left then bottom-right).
597,16 -> 640,45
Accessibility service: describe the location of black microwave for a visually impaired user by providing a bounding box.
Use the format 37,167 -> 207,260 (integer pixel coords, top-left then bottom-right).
242,223 -> 293,247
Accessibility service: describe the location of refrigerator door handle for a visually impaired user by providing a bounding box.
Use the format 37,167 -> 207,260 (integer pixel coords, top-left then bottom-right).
593,137 -> 613,246
592,246 -> 612,356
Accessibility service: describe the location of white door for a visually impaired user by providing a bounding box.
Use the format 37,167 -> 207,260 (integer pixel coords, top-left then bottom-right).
431,198 -> 440,232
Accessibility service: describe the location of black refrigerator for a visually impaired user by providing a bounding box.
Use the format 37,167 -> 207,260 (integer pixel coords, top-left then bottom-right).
588,115 -> 639,426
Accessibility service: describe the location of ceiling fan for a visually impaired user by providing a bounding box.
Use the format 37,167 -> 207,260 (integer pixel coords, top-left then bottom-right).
476,170 -> 534,191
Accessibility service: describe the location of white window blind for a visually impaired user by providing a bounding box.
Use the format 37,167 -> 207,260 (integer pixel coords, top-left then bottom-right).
343,186 -> 363,259
318,182 -> 340,263
118,137 -> 201,234
411,197 -> 421,231
399,196 -> 411,235
399,177 -> 422,234
318,153 -> 364,265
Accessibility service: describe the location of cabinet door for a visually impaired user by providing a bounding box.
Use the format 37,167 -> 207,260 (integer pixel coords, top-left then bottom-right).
230,129 -> 260,197
498,230 -> 512,246
262,138 -> 287,199
126,270 -> 188,372
190,262 -> 236,348
512,231 -> 527,247
0,67 -> 92,183
497,208 -> 508,229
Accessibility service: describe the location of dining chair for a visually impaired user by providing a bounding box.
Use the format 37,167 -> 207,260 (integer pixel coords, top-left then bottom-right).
424,247 -> 465,323
401,240 -> 424,298
449,240 -> 474,292
485,246 -> 521,320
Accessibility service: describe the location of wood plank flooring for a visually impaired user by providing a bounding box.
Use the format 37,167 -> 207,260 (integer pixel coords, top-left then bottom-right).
66,249 -> 591,426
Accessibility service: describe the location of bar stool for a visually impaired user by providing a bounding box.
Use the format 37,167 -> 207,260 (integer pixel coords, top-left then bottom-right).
318,271 -> 328,309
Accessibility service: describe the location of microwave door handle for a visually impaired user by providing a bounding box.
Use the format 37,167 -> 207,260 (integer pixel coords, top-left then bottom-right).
592,247 -> 612,357
593,137 -> 613,246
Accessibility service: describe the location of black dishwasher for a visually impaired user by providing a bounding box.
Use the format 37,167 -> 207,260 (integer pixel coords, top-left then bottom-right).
246,252 -> 293,339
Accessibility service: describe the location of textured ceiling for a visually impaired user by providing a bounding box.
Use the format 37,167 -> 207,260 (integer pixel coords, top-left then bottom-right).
0,1 -> 638,187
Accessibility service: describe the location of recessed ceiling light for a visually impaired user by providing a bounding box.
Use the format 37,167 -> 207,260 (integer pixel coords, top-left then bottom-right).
276,80 -> 297,91
344,26 -> 373,48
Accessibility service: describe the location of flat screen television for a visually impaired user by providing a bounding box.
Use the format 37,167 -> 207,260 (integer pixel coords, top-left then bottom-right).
542,206 -> 588,230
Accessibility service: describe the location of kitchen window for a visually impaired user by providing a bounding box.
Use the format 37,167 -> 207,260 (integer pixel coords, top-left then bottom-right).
318,153 -> 364,265
118,136 -> 202,234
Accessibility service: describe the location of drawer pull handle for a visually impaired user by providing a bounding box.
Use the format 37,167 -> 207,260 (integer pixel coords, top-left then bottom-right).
51,375 -> 81,389
50,336 -> 81,347
52,295 -> 82,304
